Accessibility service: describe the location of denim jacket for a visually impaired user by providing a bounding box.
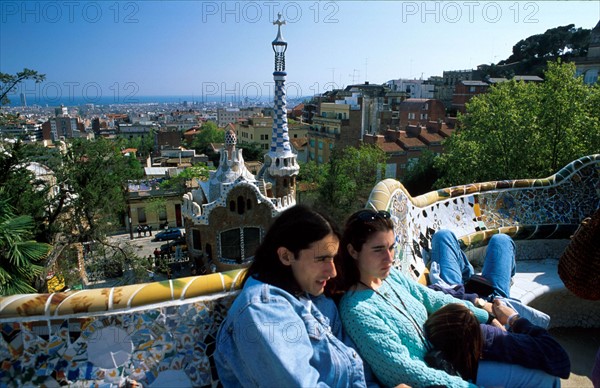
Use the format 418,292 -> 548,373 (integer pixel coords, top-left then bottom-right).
215,276 -> 369,387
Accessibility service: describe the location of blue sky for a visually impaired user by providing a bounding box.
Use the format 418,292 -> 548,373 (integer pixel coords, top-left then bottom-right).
1,1 -> 599,103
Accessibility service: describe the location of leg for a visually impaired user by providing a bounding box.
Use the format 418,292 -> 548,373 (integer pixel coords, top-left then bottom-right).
477,360 -> 560,388
430,229 -> 474,285
481,234 -> 516,298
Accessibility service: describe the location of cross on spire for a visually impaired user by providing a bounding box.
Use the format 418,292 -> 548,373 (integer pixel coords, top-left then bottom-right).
273,13 -> 285,27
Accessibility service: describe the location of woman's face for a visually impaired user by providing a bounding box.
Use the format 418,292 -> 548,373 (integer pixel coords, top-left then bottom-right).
351,229 -> 395,286
283,233 -> 339,296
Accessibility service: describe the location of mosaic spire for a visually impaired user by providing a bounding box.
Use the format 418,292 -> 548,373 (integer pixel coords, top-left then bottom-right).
268,13 -> 299,177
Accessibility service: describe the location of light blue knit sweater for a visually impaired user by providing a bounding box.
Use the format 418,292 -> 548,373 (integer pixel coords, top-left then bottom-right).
339,268 -> 488,388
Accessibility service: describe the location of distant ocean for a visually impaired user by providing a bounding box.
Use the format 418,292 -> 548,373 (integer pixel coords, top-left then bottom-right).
7,94 -> 307,108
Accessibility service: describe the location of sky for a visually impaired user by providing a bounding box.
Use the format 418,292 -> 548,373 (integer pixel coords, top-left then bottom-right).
1,1 -> 599,104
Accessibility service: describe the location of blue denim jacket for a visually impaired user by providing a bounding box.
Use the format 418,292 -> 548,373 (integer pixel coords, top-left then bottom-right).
215,276 -> 368,387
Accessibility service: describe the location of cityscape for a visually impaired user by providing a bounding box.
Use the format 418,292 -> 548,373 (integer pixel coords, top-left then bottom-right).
1,1 -> 600,387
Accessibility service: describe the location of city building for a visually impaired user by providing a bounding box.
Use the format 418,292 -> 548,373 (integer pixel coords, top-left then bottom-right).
125,177 -> 185,236
386,79 -> 435,99
436,69 -> 484,109
574,20 -> 600,84
398,98 -> 446,129
217,107 -> 261,127
363,119 -> 455,178
0,120 -> 43,142
236,116 -> 308,151
41,106 -> 86,141
181,16 -> 299,273
451,80 -> 490,114
307,83 -> 405,164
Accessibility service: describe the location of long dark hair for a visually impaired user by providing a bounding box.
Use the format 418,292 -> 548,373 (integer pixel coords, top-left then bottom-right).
243,205 -> 340,296
424,303 -> 482,383
330,209 -> 395,295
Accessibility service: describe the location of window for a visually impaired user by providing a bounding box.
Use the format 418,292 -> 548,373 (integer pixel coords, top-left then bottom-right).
318,141 -> 323,150
192,229 -> 201,250
469,86 -> 476,92
137,208 -> 146,223
420,113 -> 428,120
237,196 -> 246,214
408,113 -> 415,120
158,206 -> 167,221
220,227 -> 260,263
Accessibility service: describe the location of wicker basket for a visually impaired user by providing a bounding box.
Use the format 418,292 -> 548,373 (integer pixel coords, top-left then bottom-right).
558,208 -> 600,300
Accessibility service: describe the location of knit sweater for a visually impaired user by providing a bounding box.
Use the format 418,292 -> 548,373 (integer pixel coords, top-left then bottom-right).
339,268 -> 488,388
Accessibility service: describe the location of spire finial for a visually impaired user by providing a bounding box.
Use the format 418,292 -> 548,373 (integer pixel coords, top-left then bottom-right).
273,13 -> 285,27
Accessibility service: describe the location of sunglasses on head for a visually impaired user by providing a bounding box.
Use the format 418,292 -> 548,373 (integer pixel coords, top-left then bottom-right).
354,210 -> 392,222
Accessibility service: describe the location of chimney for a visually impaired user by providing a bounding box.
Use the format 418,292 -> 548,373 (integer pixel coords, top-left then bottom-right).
406,124 -> 422,137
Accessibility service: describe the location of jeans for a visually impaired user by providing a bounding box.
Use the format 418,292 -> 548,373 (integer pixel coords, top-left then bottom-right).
429,229 -> 550,328
477,360 -> 560,388
430,229 -> 515,298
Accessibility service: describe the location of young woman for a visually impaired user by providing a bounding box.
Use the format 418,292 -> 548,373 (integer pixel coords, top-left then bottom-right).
335,208 -> 565,388
425,303 -> 570,382
214,205 -> 371,387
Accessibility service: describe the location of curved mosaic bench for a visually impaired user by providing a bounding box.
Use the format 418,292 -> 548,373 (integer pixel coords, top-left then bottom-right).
367,154 -> 600,328
1,155 -> 598,387
0,270 -> 245,387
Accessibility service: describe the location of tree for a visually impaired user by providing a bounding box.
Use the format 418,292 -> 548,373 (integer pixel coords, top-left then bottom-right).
0,190 -> 51,295
239,142 -> 265,161
190,122 -> 225,166
436,62 -> 600,187
190,122 -> 224,153
402,150 -> 440,196
0,68 -> 46,106
160,163 -> 212,190
313,144 -> 387,224
479,24 -> 592,78
0,138 -> 146,290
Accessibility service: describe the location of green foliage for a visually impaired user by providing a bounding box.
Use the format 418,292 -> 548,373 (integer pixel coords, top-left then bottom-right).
117,131 -> 156,158
436,62 -> 600,187
160,163 -> 212,190
0,191 -> 51,295
480,24 -> 592,78
309,144 -> 387,224
190,122 -> 224,152
0,68 -> 46,106
298,160 -> 327,187
401,150 -> 440,196
239,142 -> 265,161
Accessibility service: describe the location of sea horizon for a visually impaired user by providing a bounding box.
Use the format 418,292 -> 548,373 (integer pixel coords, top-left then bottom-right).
5,94 -> 310,108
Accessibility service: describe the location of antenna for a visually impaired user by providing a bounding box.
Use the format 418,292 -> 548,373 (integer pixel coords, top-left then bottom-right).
327,67 -> 336,89
364,58 -> 368,82
349,69 -> 360,84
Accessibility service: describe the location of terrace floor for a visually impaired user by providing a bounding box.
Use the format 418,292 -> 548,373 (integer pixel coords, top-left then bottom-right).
552,327 -> 600,387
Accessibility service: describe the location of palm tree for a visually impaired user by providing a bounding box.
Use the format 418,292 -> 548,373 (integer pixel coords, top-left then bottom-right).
0,191 -> 51,295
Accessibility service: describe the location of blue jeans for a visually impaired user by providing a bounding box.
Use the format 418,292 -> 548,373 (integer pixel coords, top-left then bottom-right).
477,360 -> 560,387
430,229 -> 516,298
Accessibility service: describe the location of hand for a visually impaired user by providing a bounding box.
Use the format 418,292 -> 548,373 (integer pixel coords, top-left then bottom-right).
477,298 -> 494,314
490,318 -> 506,331
492,299 -> 517,325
